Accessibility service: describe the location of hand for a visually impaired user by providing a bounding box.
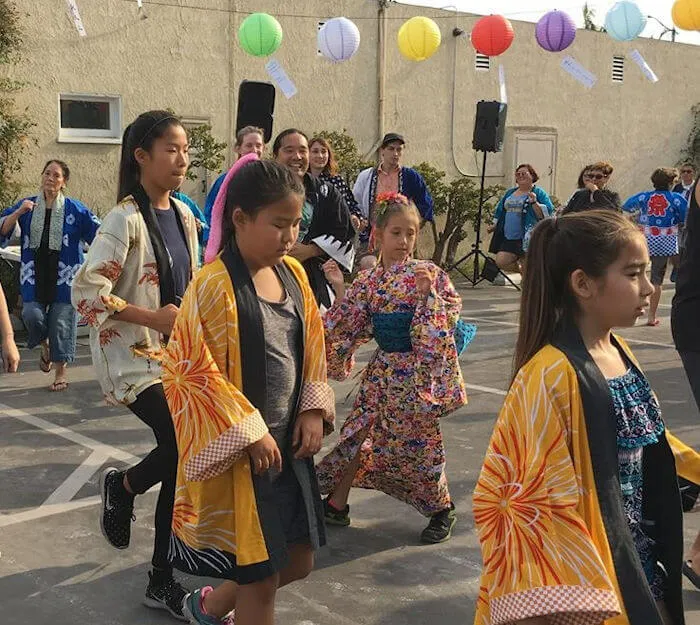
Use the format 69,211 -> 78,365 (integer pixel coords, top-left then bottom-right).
18,200 -> 35,215
414,265 -> 434,298
149,304 -> 180,335
292,410 -> 324,459
322,260 -> 344,288
248,433 -> 282,474
486,224 -> 496,234
527,191 -> 538,204
350,215 -> 361,231
584,181 -> 598,192
2,336 -> 19,372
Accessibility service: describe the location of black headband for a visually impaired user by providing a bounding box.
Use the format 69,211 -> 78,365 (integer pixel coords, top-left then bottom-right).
136,115 -> 179,148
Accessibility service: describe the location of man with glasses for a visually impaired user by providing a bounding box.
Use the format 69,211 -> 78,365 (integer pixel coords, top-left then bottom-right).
673,163 -> 696,203
561,161 -> 621,214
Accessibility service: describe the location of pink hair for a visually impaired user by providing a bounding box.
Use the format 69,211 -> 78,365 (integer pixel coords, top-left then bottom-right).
204,152 -> 259,263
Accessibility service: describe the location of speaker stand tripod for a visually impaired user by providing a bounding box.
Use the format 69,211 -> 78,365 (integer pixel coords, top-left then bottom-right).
446,151 -> 521,290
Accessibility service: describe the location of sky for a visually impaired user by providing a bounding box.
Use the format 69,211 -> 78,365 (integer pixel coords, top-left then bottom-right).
399,0 -> 700,45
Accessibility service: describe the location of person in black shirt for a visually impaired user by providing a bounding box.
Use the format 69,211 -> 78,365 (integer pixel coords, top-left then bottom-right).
671,176 -> 700,589
561,161 -> 621,215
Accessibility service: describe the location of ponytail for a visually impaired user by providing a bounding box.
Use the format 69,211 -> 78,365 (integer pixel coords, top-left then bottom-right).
512,210 -> 642,381
513,218 -> 560,379
117,110 -> 183,202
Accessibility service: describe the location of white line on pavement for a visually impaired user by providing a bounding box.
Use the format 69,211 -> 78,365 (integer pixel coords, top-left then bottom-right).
464,316 -> 675,349
466,383 -> 507,396
0,403 -> 139,463
0,496 -> 100,528
42,449 -> 109,507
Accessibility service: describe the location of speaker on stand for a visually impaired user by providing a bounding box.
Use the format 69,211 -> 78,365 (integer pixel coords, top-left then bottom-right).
446,100 -> 520,290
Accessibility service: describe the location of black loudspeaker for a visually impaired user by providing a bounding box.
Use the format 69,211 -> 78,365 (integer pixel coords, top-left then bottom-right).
472,100 -> 507,153
236,81 -> 275,143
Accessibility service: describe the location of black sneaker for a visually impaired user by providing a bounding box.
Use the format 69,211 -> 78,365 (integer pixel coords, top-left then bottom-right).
99,467 -> 135,550
144,572 -> 190,622
323,497 -> 351,526
420,504 -> 456,544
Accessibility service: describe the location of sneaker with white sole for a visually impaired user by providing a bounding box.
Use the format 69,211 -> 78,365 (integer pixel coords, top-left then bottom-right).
143,572 -> 189,622
99,467 -> 135,550
182,587 -> 235,624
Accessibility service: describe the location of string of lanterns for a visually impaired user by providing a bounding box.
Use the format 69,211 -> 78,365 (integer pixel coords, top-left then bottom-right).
238,2 -> 700,63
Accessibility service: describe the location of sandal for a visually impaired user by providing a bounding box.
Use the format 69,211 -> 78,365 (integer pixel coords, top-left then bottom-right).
39,353 -> 52,373
646,319 -> 660,327
683,560 -> 700,590
50,380 -> 69,392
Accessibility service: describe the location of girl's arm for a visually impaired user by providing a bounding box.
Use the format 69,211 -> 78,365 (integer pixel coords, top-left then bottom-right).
0,283 -> 19,372
72,208 -> 178,335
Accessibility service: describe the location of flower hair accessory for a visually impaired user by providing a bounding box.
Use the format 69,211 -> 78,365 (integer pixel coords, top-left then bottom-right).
369,192 -> 411,253
374,192 -> 410,222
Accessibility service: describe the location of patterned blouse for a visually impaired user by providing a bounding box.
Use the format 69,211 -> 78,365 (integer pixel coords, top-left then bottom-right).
319,172 -> 361,218
608,366 -> 666,599
71,196 -> 199,406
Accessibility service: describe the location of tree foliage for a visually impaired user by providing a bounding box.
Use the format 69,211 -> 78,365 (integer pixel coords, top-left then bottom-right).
185,122 -> 227,181
0,0 -> 36,207
680,103 -> 700,169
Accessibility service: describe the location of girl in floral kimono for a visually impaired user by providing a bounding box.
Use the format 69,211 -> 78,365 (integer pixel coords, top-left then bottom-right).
317,192 -> 467,544
161,154 -> 335,625
72,111 -> 199,619
473,210 -> 700,625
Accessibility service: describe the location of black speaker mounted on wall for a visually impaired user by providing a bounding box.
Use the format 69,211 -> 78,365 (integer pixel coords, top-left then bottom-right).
236,81 -> 275,144
472,100 -> 507,153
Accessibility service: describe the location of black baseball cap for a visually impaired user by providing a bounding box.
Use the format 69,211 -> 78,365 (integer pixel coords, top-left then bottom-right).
380,133 -> 405,148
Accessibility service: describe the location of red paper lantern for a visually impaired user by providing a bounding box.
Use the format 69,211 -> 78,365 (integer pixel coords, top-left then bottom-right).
470,15 -> 515,56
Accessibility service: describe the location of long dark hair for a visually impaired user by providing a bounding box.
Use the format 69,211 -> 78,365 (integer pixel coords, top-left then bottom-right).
514,210 -> 642,379
272,128 -> 308,157
219,160 -> 305,253
117,110 -> 184,202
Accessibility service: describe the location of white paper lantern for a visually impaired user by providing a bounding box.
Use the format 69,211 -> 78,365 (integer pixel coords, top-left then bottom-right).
318,17 -> 361,63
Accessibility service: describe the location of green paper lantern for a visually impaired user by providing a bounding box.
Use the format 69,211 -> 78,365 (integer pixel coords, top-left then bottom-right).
239,13 -> 283,57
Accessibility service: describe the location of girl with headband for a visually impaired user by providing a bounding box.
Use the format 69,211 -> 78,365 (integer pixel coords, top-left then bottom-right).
161,154 -> 335,625
72,110 -> 199,620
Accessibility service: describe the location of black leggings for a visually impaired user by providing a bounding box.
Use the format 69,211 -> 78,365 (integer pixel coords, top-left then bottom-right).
125,383 -> 178,572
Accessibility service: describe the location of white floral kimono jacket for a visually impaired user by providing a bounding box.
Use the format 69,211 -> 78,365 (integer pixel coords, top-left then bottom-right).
71,195 -> 199,405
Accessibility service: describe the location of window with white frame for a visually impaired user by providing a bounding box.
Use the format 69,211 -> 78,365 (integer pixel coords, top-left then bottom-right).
58,94 -> 122,143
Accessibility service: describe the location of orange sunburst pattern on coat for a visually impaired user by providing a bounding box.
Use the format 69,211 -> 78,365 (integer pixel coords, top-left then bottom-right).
171,486 -> 236,553
473,358 -> 611,597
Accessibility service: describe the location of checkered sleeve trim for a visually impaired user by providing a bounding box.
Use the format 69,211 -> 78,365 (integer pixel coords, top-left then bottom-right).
299,381 -> 336,435
490,585 -> 620,625
184,410 -> 268,482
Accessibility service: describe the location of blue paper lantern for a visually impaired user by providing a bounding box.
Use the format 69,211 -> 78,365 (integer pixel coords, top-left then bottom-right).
604,1 -> 647,41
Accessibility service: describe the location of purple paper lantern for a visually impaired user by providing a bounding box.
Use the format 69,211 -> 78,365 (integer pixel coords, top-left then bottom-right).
535,10 -> 577,52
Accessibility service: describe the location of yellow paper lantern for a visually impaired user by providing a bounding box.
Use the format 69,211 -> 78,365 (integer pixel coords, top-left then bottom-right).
397,16 -> 442,61
672,0 -> 700,30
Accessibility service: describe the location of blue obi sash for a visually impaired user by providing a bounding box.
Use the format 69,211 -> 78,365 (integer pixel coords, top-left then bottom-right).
371,312 -> 413,353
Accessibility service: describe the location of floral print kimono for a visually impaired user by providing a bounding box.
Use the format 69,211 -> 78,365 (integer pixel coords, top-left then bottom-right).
71,192 -> 199,405
316,259 -> 467,515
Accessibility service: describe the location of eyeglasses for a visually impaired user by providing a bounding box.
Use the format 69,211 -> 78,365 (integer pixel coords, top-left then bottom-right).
681,169 -> 694,174
584,173 -> 606,180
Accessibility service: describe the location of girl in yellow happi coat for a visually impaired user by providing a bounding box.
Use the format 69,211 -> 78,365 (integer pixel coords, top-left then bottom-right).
474,210 -> 700,625
161,154 -> 335,625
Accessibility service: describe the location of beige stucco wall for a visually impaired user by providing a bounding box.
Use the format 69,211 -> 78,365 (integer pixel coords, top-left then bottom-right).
4,0 -> 700,215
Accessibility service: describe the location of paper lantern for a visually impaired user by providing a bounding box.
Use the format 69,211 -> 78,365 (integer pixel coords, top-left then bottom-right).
470,15 -> 515,57
672,0 -> 700,31
536,10 -> 576,52
238,13 -> 283,57
397,16 -> 442,61
604,1 -> 647,41
318,17 -> 361,62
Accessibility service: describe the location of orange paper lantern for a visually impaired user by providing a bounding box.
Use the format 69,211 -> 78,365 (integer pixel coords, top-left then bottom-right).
470,15 -> 515,57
